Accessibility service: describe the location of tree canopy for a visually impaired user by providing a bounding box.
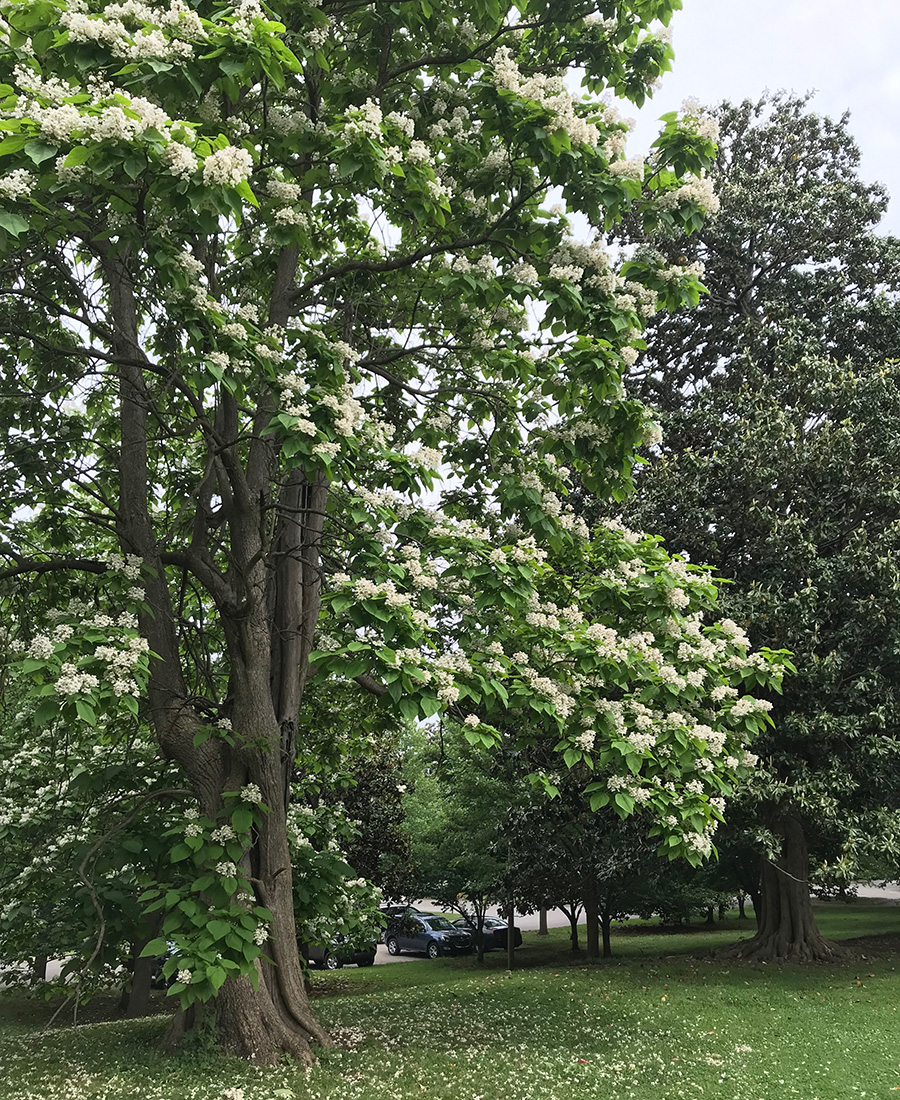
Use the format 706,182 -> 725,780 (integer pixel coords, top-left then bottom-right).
617,92 -> 900,959
0,0 -> 787,1058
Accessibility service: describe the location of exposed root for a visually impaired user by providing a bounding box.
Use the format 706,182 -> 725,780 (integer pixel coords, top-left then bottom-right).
722,932 -> 845,962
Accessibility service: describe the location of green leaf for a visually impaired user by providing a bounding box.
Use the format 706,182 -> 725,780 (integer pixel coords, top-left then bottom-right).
64,145 -> 91,167
75,699 -> 96,725
139,938 -> 169,958
0,211 -> 28,237
24,139 -> 57,165
398,696 -> 419,723
0,134 -> 29,157
208,964 -> 227,990
123,153 -> 144,179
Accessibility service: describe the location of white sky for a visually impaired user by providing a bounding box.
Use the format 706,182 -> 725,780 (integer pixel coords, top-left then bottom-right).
630,0 -> 900,232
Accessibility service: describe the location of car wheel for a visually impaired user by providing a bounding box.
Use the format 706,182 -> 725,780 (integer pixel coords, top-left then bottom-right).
427,942 -> 441,959
324,953 -> 343,970
357,957 -> 375,967
386,937 -> 401,956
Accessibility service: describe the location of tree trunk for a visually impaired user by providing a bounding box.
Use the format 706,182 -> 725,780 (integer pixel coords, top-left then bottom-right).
584,877 -> 600,959
600,911 -> 612,958
125,946 -> 154,1018
564,905 -> 581,952
538,907 -> 549,936
30,955 -> 47,985
737,891 -> 746,919
725,815 -> 843,961
505,901 -> 515,971
704,906 -> 715,925
718,902 -> 727,921
108,242 -> 332,1063
749,888 -> 762,929
475,900 -> 486,964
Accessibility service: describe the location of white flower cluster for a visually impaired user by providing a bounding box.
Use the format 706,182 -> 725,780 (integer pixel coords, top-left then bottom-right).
685,832 -> 714,857
345,98 -> 383,141
320,385 -> 365,438
0,168 -> 32,200
105,552 -> 143,580
730,696 -> 773,719
56,662 -> 100,696
574,728 -> 595,751
643,421 -> 663,446
608,156 -> 644,178
61,2 -> 201,60
27,635 -> 54,660
508,261 -> 540,287
215,860 -> 238,876
240,783 -> 262,803
93,635 -> 149,696
681,97 -> 720,143
202,145 -> 253,188
162,140 -> 198,179
626,730 -> 656,753
656,171 -> 721,215
407,446 -> 443,471
491,47 -> 599,148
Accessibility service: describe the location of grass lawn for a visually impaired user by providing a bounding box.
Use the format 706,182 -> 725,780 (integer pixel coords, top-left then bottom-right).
2,904 -> 899,1100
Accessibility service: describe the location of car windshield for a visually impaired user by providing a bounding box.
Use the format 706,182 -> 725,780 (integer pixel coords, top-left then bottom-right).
424,917 -> 454,931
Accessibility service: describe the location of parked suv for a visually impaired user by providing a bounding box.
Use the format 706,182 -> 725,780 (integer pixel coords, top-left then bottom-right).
379,905 -> 423,944
384,914 -> 473,958
307,935 -> 376,970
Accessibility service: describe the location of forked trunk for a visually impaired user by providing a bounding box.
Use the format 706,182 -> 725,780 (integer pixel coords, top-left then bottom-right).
600,911 -> 612,958
161,660 -> 331,1062
111,237 -> 332,1063
561,902 -> 581,952
725,815 -> 842,962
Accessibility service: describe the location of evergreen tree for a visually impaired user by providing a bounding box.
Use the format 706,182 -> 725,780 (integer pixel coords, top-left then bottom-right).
616,93 -> 900,960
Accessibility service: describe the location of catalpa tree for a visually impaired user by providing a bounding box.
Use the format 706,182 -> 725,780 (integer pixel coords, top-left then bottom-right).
0,0 -> 787,1061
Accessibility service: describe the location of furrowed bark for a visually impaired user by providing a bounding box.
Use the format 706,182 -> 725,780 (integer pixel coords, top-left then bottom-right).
105,253 -> 329,1062
724,815 -> 843,962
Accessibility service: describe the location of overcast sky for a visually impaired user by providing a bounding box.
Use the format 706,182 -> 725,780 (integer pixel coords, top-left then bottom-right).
630,0 -> 900,232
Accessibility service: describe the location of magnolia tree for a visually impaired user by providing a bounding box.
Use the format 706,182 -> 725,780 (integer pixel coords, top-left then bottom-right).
0,0 -> 788,1061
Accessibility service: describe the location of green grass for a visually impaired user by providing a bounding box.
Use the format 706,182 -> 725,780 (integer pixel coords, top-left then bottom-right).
2,904 -> 899,1100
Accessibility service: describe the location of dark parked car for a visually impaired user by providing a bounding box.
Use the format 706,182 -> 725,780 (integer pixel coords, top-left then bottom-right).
451,916 -> 523,950
385,914 -> 473,958
307,936 -> 376,970
379,905 -> 424,944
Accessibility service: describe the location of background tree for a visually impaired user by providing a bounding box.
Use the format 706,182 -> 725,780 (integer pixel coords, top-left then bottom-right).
0,0 -> 787,1061
620,91 -> 900,415
402,726 -> 513,963
602,92 -> 900,960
